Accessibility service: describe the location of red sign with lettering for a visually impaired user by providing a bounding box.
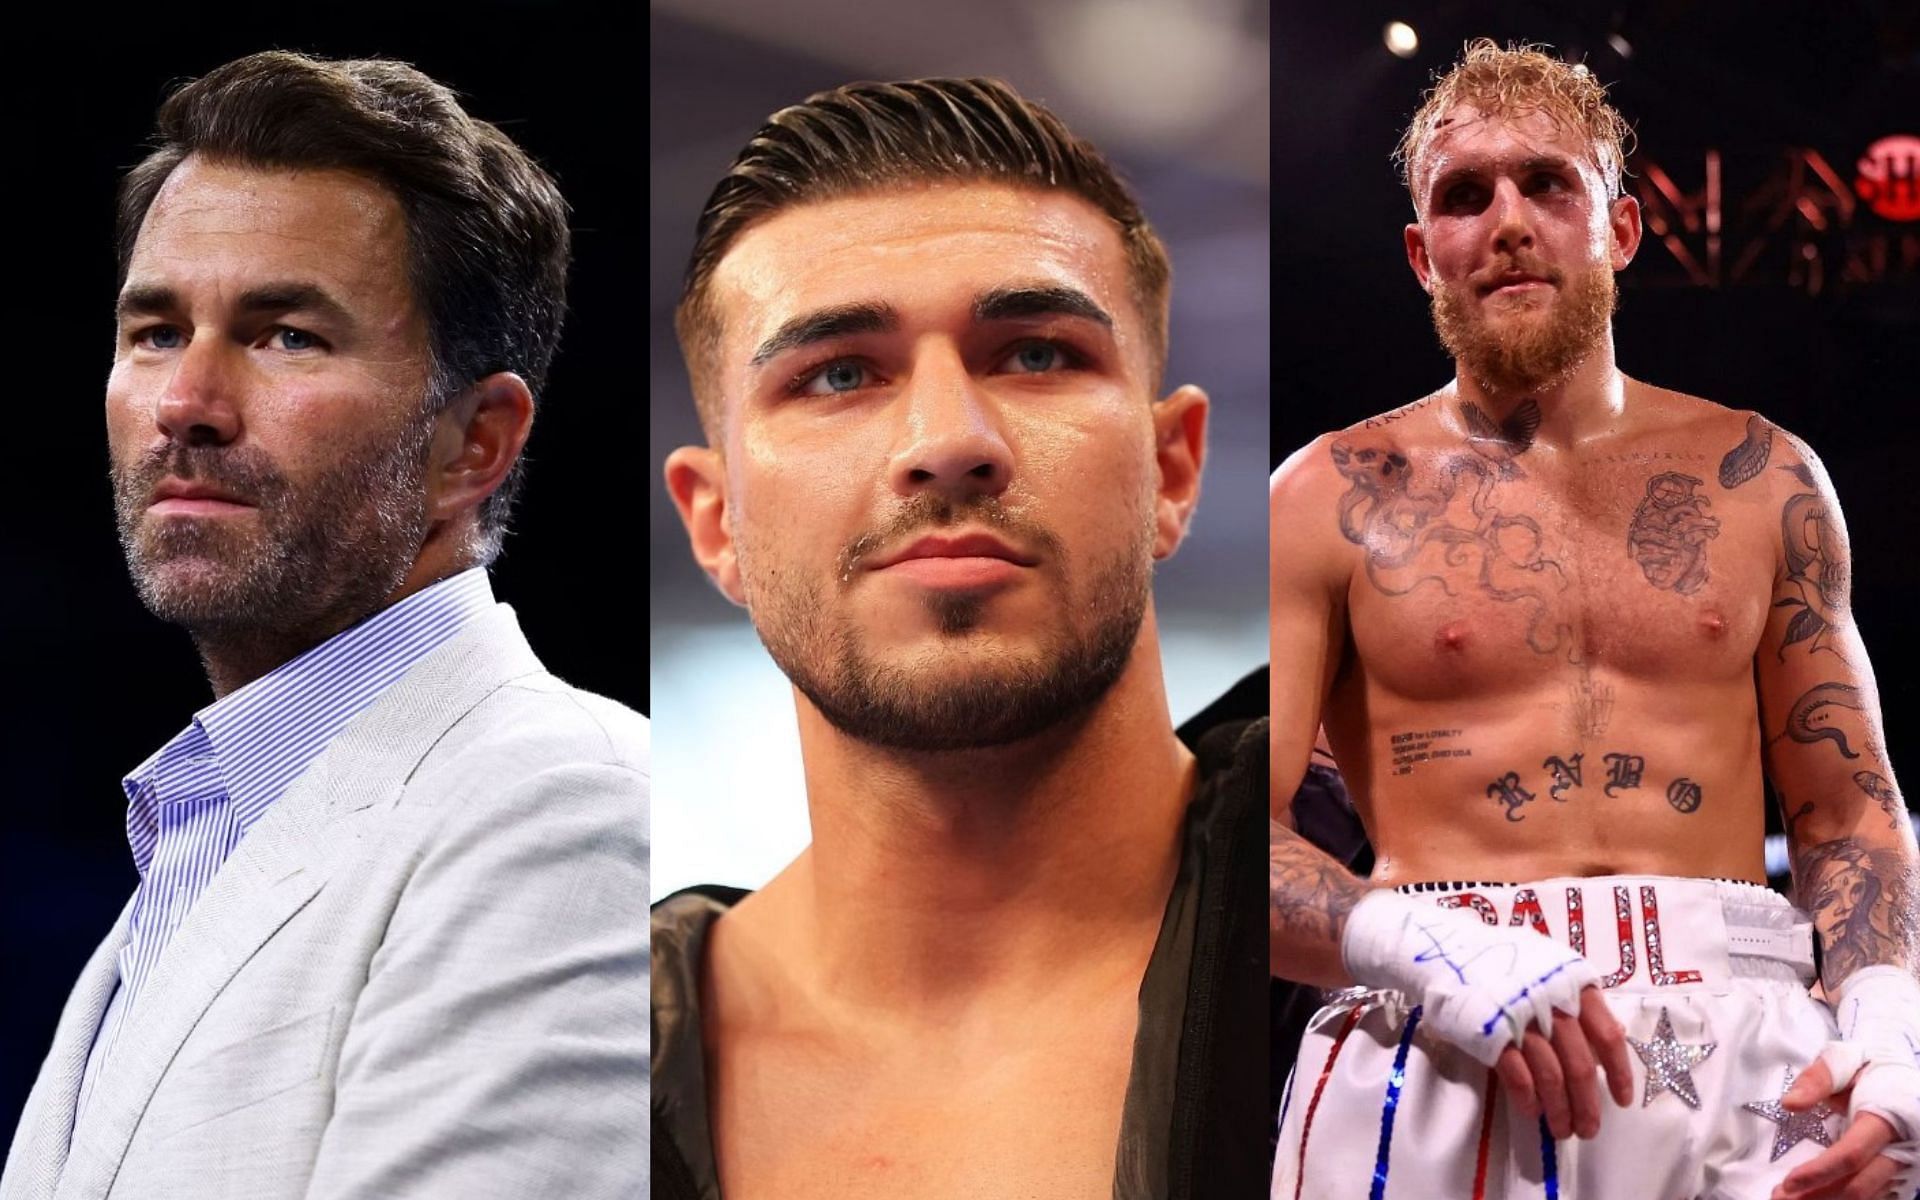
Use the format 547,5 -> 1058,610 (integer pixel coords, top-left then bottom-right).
1855,134 -> 1920,222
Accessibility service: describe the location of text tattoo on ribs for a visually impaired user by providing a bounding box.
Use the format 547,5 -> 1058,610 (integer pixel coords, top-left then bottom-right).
1627,472 -> 1720,594
1390,728 -> 1472,776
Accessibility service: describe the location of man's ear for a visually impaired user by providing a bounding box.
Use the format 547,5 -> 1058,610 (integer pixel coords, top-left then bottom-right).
1151,384 -> 1208,560
1405,222 -> 1435,293
426,371 -> 534,526
1608,192 -> 1642,270
664,444 -> 746,605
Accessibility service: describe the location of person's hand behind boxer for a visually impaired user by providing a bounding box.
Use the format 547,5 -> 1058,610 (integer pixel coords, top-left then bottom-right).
1343,889 -> 1636,1139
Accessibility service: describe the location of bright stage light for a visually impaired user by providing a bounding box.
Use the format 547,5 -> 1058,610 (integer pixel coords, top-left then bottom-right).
1385,21 -> 1418,58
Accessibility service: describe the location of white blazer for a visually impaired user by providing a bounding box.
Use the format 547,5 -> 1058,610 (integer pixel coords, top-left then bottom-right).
3,605 -> 648,1199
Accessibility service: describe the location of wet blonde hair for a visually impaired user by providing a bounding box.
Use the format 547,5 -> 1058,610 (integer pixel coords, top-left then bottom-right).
1396,39 -> 1634,212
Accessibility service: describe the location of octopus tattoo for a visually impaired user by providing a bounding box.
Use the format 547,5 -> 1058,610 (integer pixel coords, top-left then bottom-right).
1329,441 -> 1568,654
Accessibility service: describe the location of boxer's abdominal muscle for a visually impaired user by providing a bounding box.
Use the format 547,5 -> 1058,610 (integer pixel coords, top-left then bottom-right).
1322,408 -> 1783,885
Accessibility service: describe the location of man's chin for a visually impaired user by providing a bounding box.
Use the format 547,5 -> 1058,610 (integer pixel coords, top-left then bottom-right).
129,557 -> 276,627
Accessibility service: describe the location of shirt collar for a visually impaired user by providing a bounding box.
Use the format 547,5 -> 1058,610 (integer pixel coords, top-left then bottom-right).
122,567 -> 497,834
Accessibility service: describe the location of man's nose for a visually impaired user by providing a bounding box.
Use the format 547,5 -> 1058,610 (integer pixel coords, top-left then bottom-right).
153,339 -> 242,447
886,347 -> 1013,502
1489,179 -> 1537,255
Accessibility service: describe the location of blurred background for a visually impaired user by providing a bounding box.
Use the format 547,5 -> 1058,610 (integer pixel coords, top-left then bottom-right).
1271,0 -> 1919,889
649,0 -> 1273,898
3,5 -> 638,1141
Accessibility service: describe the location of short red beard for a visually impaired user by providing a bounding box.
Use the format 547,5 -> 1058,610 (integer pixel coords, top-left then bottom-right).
1431,263 -> 1617,394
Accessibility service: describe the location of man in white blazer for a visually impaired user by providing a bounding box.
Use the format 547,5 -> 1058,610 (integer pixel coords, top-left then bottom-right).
2,52 -> 647,1200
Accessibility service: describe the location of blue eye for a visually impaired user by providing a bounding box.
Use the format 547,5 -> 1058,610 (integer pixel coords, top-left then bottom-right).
273,327 -> 319,351
137,326 -> 184,350
793,359 -> 870,396
1014,344 -> 1057,371
999,341 -> 1077,374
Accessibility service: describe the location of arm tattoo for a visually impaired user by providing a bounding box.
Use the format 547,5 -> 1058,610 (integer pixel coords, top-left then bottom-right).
1776,681 -> 1869,759
1854,771 -> 1905,833
1774,488 -> 1848,659
1627,471 -> 1720,594
1718,414 -> 1774,488
1793,835 -> 1920,990
1271,818 -> 1368,944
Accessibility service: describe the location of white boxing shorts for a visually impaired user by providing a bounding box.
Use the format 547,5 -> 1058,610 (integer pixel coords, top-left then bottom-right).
1272,876 -> 1840,1200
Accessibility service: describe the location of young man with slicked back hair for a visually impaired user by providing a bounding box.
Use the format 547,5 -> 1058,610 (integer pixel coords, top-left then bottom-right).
2,52 -> 647,1200
657,77 -> 1267,1199
1268,41 -> 1918,1200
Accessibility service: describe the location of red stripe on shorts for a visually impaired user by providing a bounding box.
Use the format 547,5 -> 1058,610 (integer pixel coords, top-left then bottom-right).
1294,1004 -> 1368,1200
1472,1067 -> 1498,1199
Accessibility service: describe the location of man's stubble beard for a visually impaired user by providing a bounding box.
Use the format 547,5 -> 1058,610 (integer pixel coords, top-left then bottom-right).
1431,259 -> 1617,395
113,413 -> 436,647
740,495 -> 1156,754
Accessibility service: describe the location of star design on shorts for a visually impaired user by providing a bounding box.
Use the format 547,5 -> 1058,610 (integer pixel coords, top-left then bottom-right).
1626,1006 -> 1716,1108
1742,1070 -> 1835,1162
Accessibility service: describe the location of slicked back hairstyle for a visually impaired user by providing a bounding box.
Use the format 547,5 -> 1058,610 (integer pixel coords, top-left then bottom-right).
115,50 -> 573,564
1396,39 -> 1635,214
674,77 -> 1172,437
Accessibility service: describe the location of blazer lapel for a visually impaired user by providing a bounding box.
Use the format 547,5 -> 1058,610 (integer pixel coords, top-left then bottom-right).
1,902 -> 130,1200
51,604 -> 544,1200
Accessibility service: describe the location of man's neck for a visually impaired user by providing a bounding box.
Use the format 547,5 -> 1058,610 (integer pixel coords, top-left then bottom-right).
765,610 -> 1195,1025
1453,329 -> 1628,451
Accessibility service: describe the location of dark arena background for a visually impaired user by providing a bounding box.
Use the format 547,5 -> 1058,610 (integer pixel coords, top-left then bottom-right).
2,6 -> 637,1138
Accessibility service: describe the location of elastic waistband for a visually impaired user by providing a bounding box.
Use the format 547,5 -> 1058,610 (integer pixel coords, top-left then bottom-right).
1392,874 -> 1814,990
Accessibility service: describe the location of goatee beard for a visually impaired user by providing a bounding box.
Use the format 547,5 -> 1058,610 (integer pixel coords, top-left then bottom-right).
742,494 -> 1154,754
1431,263 -> 1617,394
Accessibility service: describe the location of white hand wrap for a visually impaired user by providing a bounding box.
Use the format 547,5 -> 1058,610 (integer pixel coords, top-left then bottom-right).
1341,888 -> 1600,1067
1820,966 -> 1920,1195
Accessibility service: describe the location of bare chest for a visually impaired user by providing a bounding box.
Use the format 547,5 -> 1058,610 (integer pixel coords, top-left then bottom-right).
708,1000 -> 1138,1200
1336,447 -> 1776,699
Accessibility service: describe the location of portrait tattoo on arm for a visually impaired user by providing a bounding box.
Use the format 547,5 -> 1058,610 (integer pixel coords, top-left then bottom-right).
1718,414 -> 1774,489
1793,835 -> 1920,991
1270,818 -> 1369,943
1626,472 -> 1720,594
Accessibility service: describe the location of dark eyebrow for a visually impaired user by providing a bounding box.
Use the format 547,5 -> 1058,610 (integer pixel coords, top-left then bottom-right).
973,283 -> 1113,329
749,302 -> 897,367
115,280 -> 355,326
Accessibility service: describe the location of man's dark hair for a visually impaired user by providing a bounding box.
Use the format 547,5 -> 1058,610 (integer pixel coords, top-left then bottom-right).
675,77 -> 1171,437
116,51 -> 572,562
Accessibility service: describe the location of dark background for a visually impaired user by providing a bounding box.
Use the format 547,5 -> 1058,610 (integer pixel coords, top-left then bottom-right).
1272,1 -> 1920,849
2,5 -> 638,1138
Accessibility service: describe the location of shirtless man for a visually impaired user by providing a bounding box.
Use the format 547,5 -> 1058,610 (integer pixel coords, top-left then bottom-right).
1268,42 -> 1919,1200
656,78 -> 1265,1199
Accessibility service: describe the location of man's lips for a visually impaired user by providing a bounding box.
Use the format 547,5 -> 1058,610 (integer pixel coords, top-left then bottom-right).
147,478 -> 255,515
1480,272 -> 1554,296
870,532 -> 1037,570
868,531 -> 1038,588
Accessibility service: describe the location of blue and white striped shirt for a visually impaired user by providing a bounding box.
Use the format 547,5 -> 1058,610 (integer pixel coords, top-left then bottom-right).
79,567 -> 497,1111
